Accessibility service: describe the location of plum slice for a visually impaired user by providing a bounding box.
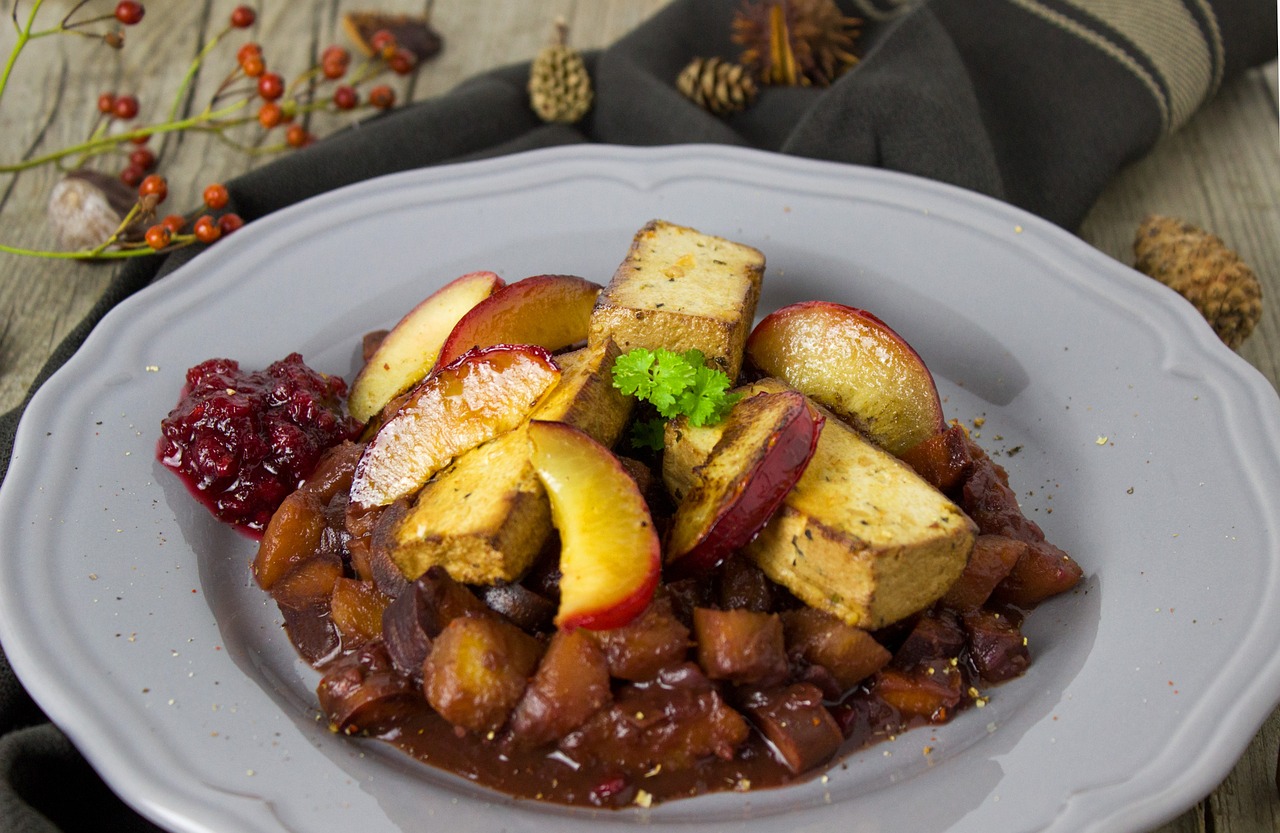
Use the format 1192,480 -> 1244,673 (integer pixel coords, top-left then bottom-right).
746,301 -> 946,456
665,389 -> 823,577
434,273 -> 601,369
527,420 -> 661,631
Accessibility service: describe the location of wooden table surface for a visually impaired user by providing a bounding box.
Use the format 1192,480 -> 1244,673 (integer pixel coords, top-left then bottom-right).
0,2 -> 1276,831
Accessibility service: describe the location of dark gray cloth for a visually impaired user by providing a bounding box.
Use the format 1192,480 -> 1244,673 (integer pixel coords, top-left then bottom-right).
1,0 -> 1275,829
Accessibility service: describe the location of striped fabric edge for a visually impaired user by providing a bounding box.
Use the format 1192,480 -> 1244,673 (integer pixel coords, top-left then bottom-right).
1003,0 -> 1225,133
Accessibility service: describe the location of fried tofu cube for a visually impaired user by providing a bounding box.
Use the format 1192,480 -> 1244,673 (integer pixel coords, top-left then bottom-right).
589,220 -> 764,380
664,379 -> 975,630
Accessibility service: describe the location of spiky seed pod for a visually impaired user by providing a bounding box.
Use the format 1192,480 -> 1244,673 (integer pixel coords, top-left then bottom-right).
1133,214 -> 1263,349
677,57 -> 759,115
732,0 -> 861,87
528,19 -> 593,124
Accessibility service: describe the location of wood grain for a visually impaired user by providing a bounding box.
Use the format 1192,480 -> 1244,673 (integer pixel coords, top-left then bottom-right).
0,3 -> 1276,832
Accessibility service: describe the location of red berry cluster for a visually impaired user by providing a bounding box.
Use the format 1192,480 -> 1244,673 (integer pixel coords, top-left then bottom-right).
56,3 -> 419,258
368,29 -> 417,77
141,176 -> 244,251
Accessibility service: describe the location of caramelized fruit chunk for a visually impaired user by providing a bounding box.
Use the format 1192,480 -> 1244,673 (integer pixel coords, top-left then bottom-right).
960,440 -> 1083,606
329,578 -> 392,647
940,534 -> 1026,612
587,595 -> 691,682
963,609 -> 1030,683
892,610 -> 967,669
507,628 -> 611,748
692,607 -> 788,686
560,663 -> 749,772
317,641 -> 419,736
897,422 -> 974,492
873,663 -> 965,723
990,540 -> 1085,608
781,607 -> 891,693
716,554 -> 781,613
254,489 -> 327,591
740,683 -> 844,775
422,615 -> 543,735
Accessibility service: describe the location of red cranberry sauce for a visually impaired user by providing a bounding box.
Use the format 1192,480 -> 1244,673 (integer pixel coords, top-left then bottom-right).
158,353 -> 361,535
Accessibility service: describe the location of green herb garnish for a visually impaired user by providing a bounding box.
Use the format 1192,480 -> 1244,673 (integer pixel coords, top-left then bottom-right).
612,348 -> 741,448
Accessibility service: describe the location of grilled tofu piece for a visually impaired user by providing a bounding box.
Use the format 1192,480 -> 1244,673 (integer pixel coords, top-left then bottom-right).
589,219 -> 764,380
387,339 -> 633,584
664,380 -> 975,630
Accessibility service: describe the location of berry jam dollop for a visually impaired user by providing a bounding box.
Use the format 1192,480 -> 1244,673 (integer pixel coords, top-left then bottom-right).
158,353 -> 362,535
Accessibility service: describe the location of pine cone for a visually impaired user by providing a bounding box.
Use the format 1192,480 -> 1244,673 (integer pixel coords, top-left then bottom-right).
677,57 -> 758,115
528,20 -> 593,124
732,0 -> 861,87
1133,214 -> 1263,349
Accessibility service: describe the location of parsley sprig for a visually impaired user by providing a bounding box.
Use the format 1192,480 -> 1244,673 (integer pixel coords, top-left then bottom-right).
612,348 -> 741,450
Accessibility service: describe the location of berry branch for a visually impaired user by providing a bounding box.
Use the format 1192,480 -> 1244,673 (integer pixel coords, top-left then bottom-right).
0,2 -> 436,261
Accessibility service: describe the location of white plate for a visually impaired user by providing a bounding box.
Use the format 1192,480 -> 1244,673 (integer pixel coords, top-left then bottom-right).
2,145 -> 1279,833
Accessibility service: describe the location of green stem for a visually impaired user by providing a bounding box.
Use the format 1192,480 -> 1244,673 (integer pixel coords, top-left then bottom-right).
0,241 -> 158,260
0,0 -> 44,109
168,25 -> 230,123
0,99 -> 249,173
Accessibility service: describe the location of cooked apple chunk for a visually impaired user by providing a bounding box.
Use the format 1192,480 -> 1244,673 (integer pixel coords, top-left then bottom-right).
589,219 -> 764,380
665,379 -> 976,630
385,339 -> 633,585
422,614 -> 543,735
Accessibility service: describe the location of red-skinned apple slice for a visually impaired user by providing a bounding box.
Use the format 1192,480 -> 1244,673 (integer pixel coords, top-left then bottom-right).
746,301 -> 946,456
434,274 -> 601,369
348,271 -> 504,423
666,390 -> 824,577
527,420 -> 660,631
350,345 -> 560,508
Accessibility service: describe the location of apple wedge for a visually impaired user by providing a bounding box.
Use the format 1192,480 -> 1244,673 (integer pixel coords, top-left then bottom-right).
527,420 -> 660,631
665,390 -> 824,577
434,274 -> 602,369
348,271 -> 504,424
350,345 -> 560,508
746,301 -> 946,456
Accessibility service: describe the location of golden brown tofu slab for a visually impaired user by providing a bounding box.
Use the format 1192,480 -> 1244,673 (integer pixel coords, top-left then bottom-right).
388,339 -> 633,584
664,380 -> 975,630
589,219 -> 764,380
